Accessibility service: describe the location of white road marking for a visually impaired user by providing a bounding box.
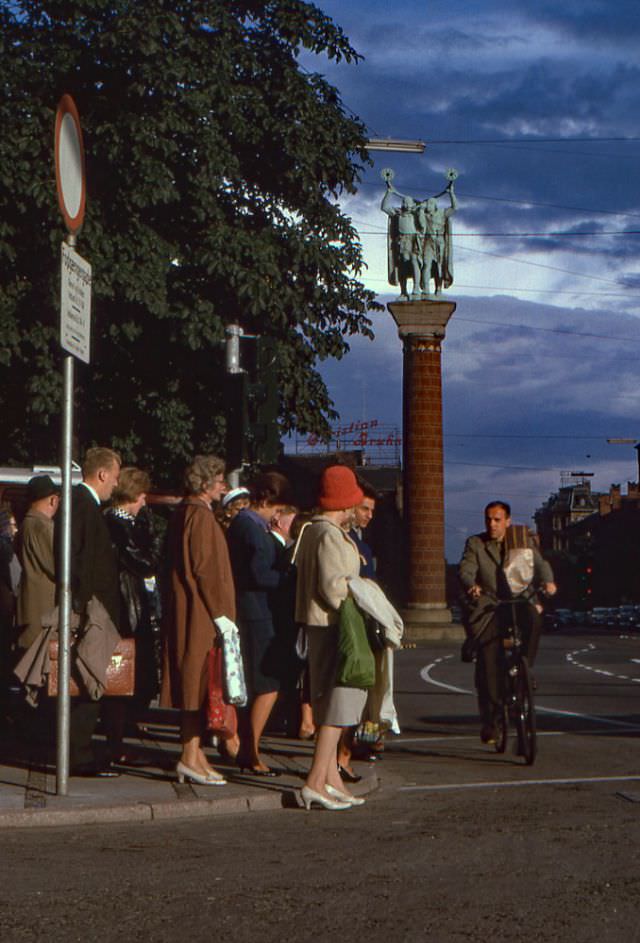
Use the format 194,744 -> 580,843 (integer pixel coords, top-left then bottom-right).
392,732 -> 564,745
420,656 -> 467,695
420,657 -> 640,731
566,643 -> 640,683
400,775 -> 640,793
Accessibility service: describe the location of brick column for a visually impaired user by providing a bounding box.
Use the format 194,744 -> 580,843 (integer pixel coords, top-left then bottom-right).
388,299 -> 462,639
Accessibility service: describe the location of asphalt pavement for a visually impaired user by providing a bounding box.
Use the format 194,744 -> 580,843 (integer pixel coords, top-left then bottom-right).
0,710 -> 379,830
2,630 -> 639,831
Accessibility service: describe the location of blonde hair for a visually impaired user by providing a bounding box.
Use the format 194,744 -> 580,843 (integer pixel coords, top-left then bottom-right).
83,447 -> 121,478
184,455 -> 225,496
112,467 -> 151,504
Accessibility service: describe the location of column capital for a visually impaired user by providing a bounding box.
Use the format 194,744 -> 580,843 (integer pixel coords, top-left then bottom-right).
387,298 -> 456,340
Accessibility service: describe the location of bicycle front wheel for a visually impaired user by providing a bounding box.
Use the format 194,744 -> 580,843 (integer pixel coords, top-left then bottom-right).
515,658 -> 536,765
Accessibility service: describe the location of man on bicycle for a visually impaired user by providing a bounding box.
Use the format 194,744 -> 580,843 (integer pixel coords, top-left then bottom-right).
458,501 -> 556,744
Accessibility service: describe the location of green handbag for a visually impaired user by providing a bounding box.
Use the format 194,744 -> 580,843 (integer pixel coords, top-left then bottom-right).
336,596 -> 375,689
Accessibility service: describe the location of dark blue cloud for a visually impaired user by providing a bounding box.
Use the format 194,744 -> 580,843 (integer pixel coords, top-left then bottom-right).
301,1 -> 640,556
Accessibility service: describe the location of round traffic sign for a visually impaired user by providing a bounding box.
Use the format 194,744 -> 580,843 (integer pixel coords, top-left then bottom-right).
54,95 -> 86,234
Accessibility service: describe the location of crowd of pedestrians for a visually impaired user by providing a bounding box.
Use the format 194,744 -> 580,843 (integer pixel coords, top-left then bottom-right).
1,450 -> 396,811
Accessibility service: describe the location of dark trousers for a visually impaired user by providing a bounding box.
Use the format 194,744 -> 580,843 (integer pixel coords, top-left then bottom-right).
474,616 -> 501,725
69,699 -> 101,768
474,603 -> 542,725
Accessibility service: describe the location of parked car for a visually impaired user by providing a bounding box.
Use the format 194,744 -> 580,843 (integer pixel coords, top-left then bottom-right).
615,605 -> 638,630
554,608 -> 574,627
588,607 -> 612,627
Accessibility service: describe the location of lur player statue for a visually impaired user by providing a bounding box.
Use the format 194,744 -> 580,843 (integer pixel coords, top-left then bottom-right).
381,168 -> 458,301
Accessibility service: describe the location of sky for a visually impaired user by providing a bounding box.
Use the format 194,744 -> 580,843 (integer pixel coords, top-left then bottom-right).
290,0 -> 640,560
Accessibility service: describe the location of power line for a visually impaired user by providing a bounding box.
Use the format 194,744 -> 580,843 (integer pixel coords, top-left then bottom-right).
447,460 -> 560,471
428,137 -> 640,144
453,191 -> 640,223
364,275 -> 638,299
356,182 -> 640,222
453,243 -> 627,286
452,315 -> 640,344
445,434 -> 629,440
431,142 -> 640,162
352,221 -> 640,288
355,225 -> 640,237
452,285 -> 636,298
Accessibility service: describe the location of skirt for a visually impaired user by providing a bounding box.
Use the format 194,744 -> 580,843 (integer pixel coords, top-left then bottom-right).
239,617 -> 281,697
306,624 -> 367,727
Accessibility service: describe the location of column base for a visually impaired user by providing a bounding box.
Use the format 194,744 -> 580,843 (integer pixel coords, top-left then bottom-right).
401,605 -> 465,642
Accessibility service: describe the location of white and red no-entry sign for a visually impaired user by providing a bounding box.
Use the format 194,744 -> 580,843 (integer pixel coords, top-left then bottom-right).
54,95 -> 86,234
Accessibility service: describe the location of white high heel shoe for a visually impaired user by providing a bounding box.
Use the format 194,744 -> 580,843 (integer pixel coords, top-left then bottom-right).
326,784 -> 366,806
176,761 -> 227,786
301,785 -> 350,811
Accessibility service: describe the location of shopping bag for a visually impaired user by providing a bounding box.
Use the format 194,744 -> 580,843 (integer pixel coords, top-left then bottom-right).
336,596 -> 375,689
214,616 -> 248,707
207,643 -> 238,737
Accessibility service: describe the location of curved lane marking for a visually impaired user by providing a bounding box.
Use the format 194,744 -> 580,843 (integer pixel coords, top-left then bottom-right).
566,642 -> 640,684
420,655 -> 640,731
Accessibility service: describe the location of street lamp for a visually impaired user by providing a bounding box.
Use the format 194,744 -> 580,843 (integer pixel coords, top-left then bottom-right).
366,138 -> 426,154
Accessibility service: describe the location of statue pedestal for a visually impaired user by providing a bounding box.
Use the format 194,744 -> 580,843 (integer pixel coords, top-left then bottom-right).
388,299 -> 464,642
401,605 -> 465,642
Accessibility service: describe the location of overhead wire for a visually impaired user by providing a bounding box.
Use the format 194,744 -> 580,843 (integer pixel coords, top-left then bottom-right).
362,273 -> 639,301
426,137 -> 640,144
355,182 -> 640,222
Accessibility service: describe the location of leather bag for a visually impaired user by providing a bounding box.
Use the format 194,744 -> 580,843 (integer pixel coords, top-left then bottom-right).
48,637 -> 136,697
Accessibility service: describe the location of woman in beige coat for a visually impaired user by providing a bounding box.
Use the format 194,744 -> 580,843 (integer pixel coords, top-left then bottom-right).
161,455 -> 236,785
294,465 -> 367,811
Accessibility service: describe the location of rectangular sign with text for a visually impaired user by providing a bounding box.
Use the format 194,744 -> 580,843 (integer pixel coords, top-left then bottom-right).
60,242 -> 92,363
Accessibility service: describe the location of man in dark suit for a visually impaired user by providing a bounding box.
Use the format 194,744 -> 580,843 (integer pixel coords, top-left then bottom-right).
459,501 -> 556,743
338,482 -> 380,772
58,446 -> 121,775
348,483 -> 377,580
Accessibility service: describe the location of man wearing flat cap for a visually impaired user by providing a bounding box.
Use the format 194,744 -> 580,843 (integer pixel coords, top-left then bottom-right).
16,476 -> 60,652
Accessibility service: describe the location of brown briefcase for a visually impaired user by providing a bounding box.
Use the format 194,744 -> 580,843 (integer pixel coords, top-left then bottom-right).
48,638 -> 136,697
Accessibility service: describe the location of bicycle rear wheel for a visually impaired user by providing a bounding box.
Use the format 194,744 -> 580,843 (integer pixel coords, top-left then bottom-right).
515,658 -> 536,765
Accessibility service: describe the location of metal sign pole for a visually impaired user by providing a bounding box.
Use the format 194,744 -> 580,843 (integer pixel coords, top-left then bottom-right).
54,94 -> 88,795
226,324 -> 243,489
56,336 -> 74,795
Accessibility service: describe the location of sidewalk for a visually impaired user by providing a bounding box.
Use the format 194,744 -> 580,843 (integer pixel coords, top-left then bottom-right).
0,716 -> 378,830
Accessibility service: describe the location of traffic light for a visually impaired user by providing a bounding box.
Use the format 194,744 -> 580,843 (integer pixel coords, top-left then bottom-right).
577,559 -> 594,604
246,336 -> 280,466
223,371 -> 250,471
223,336 -> 281,469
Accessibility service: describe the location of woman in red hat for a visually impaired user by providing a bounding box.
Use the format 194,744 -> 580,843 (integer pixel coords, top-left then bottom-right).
294,465 -> 367,811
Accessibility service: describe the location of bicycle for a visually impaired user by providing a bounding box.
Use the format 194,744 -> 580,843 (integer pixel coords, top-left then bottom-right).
492,594 -> 537,766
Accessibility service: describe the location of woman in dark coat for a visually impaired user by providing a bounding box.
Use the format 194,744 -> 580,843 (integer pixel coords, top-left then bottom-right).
227,471 -> 294,776
104,467 -> 158,763
160,455 -> 235,786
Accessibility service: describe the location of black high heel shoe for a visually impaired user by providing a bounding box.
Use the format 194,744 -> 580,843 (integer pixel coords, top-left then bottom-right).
338,764 -> 362,784
236,754 -> 281,778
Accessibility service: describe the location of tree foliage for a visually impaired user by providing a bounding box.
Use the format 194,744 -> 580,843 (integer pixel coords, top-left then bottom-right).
0,0 -> 380,481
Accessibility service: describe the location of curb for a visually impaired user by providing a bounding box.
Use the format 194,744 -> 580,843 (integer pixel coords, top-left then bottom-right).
0,775 -> 379,830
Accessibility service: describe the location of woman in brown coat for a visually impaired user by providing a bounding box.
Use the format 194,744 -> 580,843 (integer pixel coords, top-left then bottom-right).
160,455 -> 235,785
